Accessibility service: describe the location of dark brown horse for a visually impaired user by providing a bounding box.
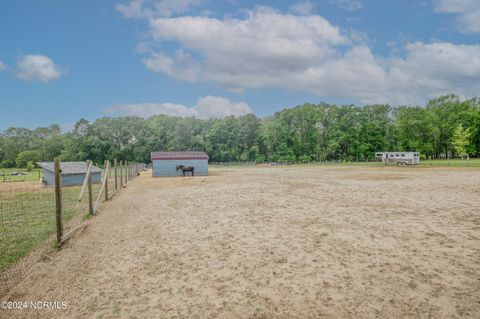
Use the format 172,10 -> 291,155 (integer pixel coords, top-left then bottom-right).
176,165 -> 195,176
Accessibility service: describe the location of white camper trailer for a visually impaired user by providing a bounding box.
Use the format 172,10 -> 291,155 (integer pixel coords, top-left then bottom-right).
375,152 -> 420,165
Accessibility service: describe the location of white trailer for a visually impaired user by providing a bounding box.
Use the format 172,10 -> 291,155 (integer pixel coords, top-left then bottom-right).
375,152 -> 420,165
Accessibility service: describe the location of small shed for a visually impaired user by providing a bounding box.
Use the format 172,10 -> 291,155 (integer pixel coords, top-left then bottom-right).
375,152 -> 420,165
151,151 -> 209,177
37,162 -> 102,186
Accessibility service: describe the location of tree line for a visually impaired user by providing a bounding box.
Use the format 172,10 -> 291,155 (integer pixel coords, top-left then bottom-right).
1,94 -> 479,168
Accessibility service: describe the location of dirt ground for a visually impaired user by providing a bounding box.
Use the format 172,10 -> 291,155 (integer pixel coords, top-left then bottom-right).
2,166 -> 479,318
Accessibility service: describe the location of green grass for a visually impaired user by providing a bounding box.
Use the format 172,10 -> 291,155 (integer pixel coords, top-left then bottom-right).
0,169 -> 129,295
0,183 -> 101,272
211,158 -> 480,168
419,158 -> 480,167
0,168 -> 43,182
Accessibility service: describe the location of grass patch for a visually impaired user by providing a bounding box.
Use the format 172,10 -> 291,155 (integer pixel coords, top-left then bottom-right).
419,158 -> 480,167
212,159 -> 480,168
0,183 -> 101,272
0,168 -> 43,182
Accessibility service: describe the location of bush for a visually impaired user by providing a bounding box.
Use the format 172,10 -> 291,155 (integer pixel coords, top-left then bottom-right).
26,161 -> 35,172
255,154 -> 266,163
0,159 -> 15,168
298,154 -> 312,163
16,151 -> 41,168
239,152 -> 250,162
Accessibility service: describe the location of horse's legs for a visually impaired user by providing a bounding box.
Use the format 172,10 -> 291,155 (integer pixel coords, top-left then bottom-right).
192,169 -> 194,177
183,171 -> 185,176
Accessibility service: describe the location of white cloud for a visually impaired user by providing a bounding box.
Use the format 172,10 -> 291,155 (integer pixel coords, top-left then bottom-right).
330,0 -> 363,11
0,61 -> 6,71
145,7 -> 349,92
385,42 -> 480,104
120,4 -> 480,105
434,0 -> 480,33
16,54 -> 63,82
116,0 -> 201,18
116,0 -> 144,18
289,1 -> 315,15
105,96 -> 252,119
142,50 -> 200,81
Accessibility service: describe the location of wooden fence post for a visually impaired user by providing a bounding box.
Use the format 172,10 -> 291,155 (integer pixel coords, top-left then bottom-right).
79,161 -> 92,201
93,160 -> 110,214
120,160 -> 123,188
125,161 -> 128,184
124,161 -> 128,184
54,157 -> 63,245
114,158 -> 118,191
104,160 -> 109,201
87,160 -> 93,215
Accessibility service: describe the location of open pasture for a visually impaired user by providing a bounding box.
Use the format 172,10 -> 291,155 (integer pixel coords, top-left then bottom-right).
2,165 -> 480,318
0,168 -> 42,182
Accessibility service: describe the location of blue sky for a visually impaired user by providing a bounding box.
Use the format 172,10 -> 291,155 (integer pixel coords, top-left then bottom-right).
0,0 -> 479,130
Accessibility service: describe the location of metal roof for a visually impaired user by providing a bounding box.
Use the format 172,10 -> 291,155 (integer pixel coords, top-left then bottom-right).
151,151 -> 209,160
37,162 -> 102,175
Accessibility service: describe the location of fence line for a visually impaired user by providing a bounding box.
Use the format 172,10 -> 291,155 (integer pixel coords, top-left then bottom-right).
208,160 -> 391,167
0,158 -> 144,297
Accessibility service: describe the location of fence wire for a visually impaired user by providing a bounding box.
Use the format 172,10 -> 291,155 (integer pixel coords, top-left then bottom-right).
0,183 -> 56,296
0,160 -> 143,297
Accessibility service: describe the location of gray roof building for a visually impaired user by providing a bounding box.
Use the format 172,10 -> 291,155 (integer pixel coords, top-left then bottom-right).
37,161 -> 102,186
37,162 -> 102,174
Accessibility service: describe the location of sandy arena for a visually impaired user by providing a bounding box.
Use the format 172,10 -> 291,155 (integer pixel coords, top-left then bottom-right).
2,166 -> 479,318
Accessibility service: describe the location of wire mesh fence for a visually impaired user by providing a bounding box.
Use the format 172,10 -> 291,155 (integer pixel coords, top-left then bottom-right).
0,183 -> 55,295
0,159 -> 144,297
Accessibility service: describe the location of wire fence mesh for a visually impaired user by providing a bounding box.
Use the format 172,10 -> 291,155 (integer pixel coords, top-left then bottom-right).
0,160 -> 144,297
0,183 -> 55,296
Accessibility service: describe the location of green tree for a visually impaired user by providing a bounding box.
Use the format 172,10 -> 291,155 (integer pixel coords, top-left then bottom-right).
426,94 -> 478,158
16,150 -> 41,168
26,161 -> 35,172
393,106 -> 436,157
452,124 -> 472,159
1,94 -> 480,165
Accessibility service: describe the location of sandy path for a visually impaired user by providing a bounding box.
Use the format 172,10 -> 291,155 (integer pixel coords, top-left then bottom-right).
1,166 -> 479,318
